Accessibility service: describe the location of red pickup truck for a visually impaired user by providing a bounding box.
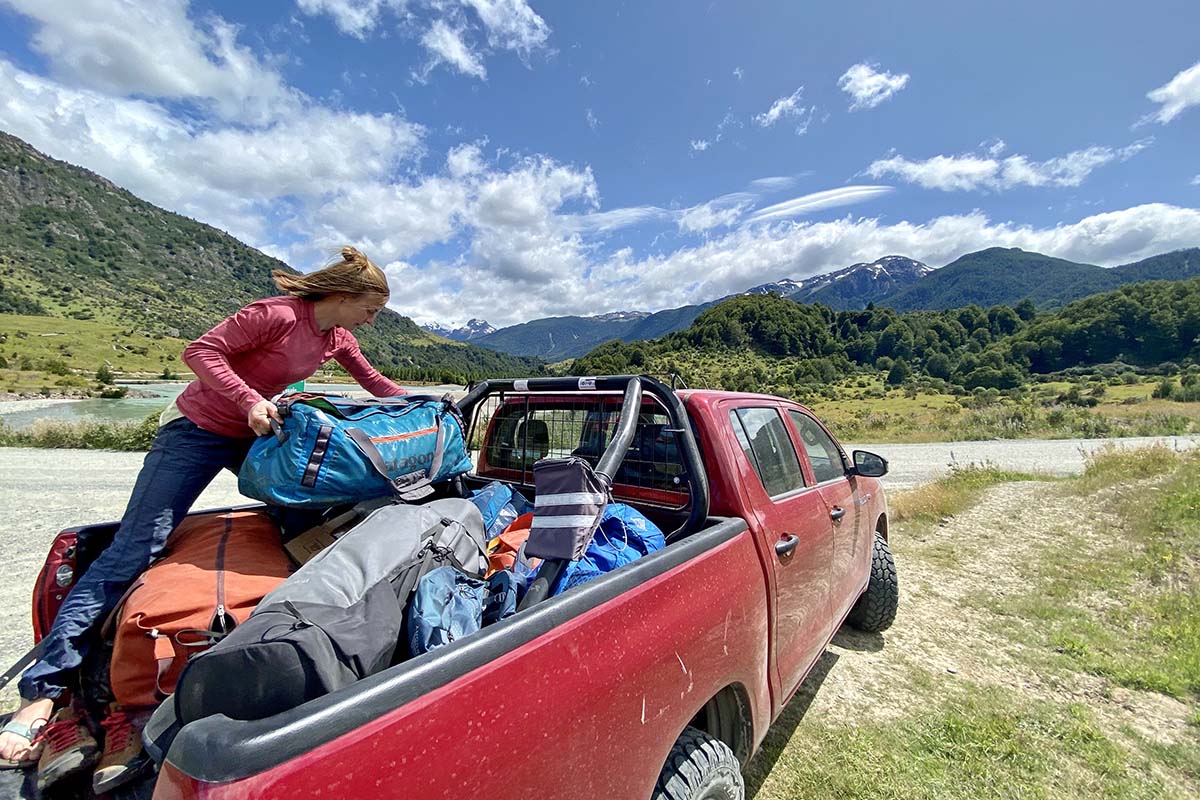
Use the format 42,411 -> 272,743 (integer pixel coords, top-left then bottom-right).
22,375 -> 897,800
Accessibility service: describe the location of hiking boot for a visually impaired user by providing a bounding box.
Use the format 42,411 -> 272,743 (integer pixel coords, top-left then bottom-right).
92,705 -> 155,795
35,704 -> 99,791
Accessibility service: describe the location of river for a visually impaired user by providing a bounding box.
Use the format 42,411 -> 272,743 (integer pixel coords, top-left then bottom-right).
0,382 -> 466,430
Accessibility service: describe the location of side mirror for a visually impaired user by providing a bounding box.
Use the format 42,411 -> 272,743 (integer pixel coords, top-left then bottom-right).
852,450 -> 888,478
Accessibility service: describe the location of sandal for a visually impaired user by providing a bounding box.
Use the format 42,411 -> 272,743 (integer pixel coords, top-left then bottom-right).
0,717 -> 48,769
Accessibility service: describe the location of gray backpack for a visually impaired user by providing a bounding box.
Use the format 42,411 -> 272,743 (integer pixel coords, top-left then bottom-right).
174,498 -> 487,723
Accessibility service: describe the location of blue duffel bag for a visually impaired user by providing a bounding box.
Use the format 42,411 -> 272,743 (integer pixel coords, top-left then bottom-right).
238,393 -> 473,507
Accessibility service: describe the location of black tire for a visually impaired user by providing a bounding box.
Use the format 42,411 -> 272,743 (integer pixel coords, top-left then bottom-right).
845,533 -> 899,632
651,726 -> 743,800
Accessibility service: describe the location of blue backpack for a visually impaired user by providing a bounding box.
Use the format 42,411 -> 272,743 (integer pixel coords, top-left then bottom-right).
551,503 -> 666,595
238,393 -> 473,508
407,567 -> 519,656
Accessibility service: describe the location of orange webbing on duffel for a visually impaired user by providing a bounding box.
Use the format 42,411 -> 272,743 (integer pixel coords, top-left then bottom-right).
109,510 -> 293,708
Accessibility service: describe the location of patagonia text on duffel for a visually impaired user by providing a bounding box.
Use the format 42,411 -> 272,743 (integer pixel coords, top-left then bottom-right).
238,393 -> 473,507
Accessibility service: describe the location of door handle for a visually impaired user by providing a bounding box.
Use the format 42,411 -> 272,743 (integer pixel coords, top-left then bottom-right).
775,534 -> 799,557
830,506 -> 846,522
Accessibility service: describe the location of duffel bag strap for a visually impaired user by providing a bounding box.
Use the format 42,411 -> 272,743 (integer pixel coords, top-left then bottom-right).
346,419 -> 449,502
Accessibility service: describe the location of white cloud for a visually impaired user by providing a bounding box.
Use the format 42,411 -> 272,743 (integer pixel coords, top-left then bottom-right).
866,141 -> 1151,192
838,62 -> 910,111
561,207 -> 672,235
749,176 -> 801,192
1193,174 -> 1200,186
753,87 -> 816,135
0,0 -> 297,123
733,66 -> 744,81
1145,60 -> 1200,124
982,138 -> 1007,157
745,186 -> 894,224
678,193 -> 756,233
447,142 -> 487,178
419,20 -> 488,80
0,58 -> 423,247
297,0 -> 550,79
586,108 -> 599,131
459,0 -> 550,57
295,0 -> 402,38
393,203 -> 1200,327
690,138 -> 711,152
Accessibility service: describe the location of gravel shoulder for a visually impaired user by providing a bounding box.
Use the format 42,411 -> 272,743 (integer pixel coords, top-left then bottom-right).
754,475 -> 1196,798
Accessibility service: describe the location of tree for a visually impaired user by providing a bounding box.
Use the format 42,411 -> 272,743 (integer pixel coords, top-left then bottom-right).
96,363 -> 114,384
886,359 -> 912,386
924,352 -> 952,381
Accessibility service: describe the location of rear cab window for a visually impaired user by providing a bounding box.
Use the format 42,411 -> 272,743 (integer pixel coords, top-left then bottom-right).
472,393 -> 689,508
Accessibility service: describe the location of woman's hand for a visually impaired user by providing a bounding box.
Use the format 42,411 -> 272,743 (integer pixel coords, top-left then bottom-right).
247,399 -> 282,436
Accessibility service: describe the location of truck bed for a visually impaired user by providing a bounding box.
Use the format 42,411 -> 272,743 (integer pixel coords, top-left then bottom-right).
154,514 -> 766,798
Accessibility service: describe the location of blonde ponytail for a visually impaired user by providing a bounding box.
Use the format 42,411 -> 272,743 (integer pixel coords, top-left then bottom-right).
273,246 -> 390,299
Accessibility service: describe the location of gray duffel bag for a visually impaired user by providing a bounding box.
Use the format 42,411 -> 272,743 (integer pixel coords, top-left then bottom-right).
174,498 -> 487,723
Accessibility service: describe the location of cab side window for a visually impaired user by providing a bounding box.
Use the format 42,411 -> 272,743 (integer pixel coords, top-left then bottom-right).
730,408 -> 805,498
788,410 -> 845,484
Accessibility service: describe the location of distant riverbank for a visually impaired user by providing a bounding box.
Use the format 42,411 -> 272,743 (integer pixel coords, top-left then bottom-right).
0,381 -> 466,432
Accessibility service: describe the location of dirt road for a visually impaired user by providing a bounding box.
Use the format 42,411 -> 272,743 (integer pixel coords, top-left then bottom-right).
746,476 -> 1196,798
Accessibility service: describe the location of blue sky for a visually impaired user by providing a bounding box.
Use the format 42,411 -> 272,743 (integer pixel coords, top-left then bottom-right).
0,0 -> 1197,327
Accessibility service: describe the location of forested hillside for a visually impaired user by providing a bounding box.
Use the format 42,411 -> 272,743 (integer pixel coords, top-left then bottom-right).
883,247 -> 1200,311
572,279 -> 1200,396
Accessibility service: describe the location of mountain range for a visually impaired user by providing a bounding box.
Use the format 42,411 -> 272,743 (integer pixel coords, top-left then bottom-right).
3,127 -> 1197,372
0,130 -> 539,381
436,248 -> 1199,359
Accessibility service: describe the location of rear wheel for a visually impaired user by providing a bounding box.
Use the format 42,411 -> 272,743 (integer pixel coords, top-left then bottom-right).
652,726 -> 743,800
845,533 -> 898,632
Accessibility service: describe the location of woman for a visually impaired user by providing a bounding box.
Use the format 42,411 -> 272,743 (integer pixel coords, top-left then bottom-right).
0,246 -> 407,788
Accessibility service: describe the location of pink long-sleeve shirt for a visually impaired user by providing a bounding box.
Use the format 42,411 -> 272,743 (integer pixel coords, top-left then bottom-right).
176,296 -> 406,438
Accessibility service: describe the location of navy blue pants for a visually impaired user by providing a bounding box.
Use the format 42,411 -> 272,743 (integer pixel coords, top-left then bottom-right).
19,418 -> 254,701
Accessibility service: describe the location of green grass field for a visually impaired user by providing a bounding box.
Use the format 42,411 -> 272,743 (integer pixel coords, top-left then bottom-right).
0,313 -> 188,394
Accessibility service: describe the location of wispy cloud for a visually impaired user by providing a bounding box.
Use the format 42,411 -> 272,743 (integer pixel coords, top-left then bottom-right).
749,176 -> 800,192
866,140 -> 1152,192
297,0 -> 551,81
981,138 -> 1007,157
295,0 -> 401,39
585,108 -> 599,131
690,138 -> 711,152
678,192 -> 756,233
838,62 -> 909,111
745,186 -> 894,224
1192,174 -> 1200,186
561,206 -> 671,234
753,88 -> 816,134
1143,60 -> 1200,124
418,20 -> 488,80
733,66 -> 744,81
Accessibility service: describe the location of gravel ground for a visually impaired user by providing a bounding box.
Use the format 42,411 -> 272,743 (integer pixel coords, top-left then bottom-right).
0,433 -> 1195,710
